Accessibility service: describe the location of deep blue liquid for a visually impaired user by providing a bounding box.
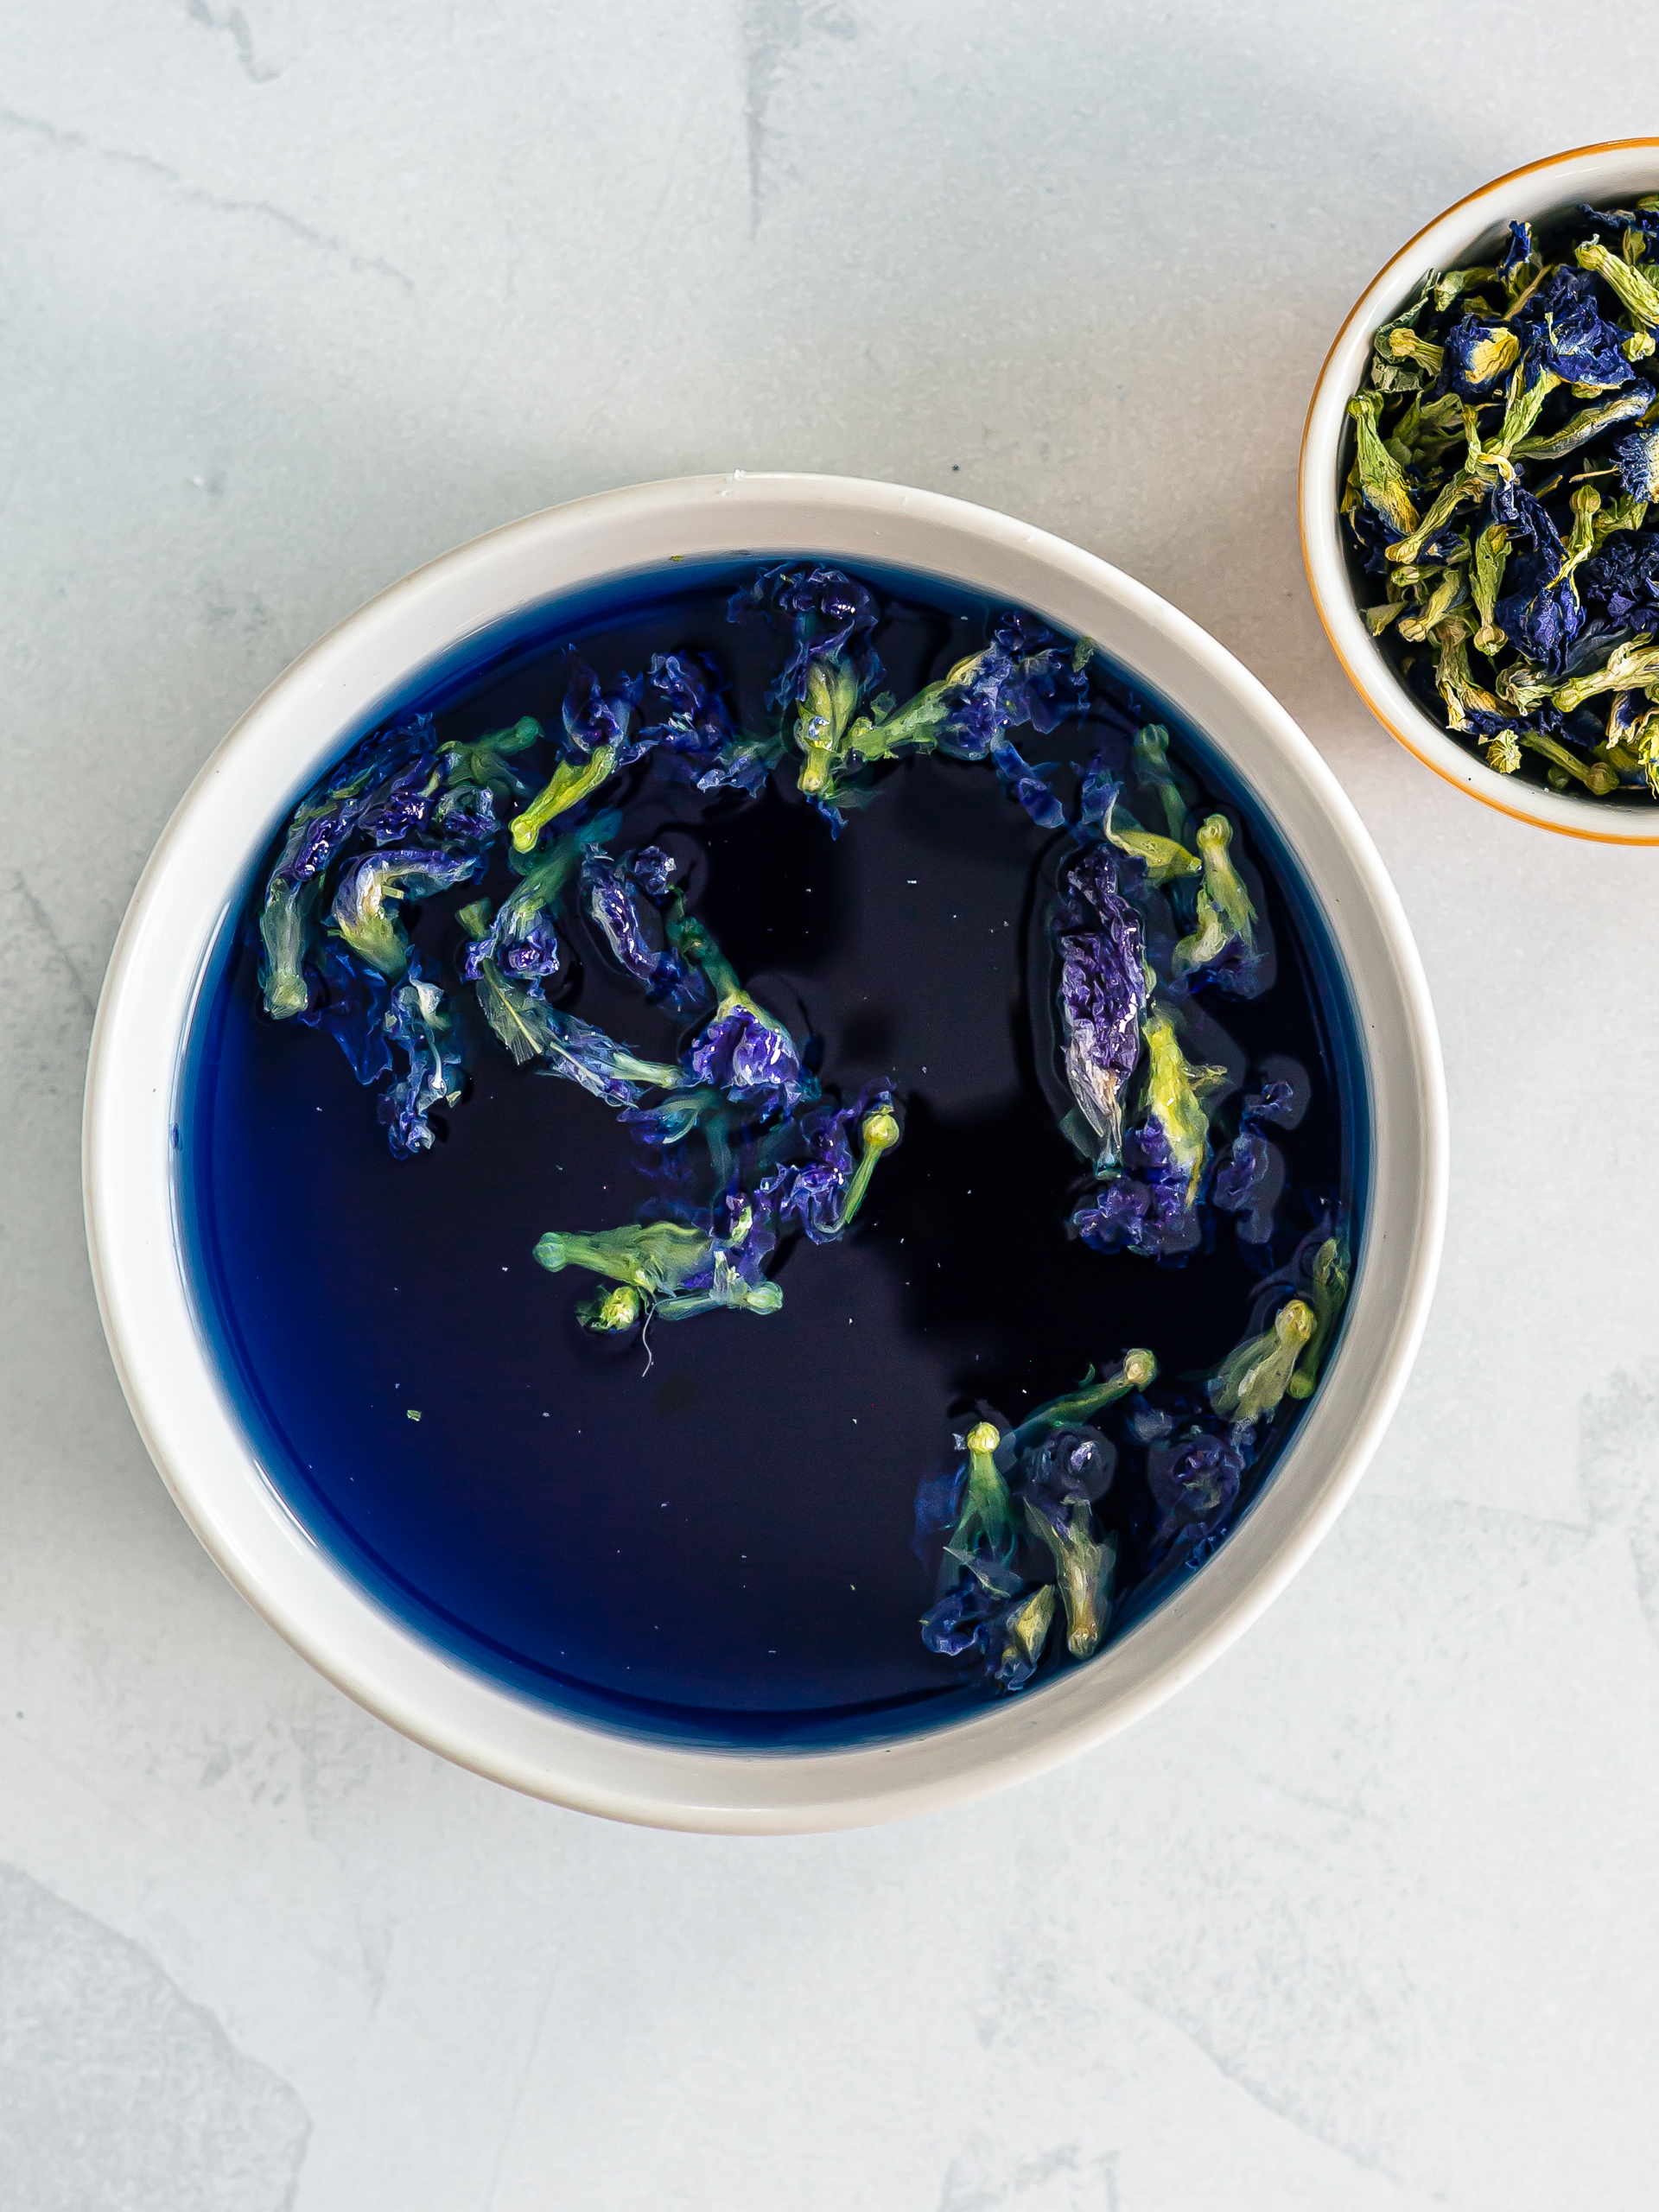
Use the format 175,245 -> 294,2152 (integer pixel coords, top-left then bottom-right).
179,560 -> 1366,1748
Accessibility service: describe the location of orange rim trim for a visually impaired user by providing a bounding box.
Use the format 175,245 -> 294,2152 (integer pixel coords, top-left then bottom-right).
1298,137 -> 1659,847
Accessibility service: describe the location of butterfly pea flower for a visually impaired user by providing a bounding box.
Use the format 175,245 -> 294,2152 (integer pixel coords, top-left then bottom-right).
1382,468 -> 1484,569
296,941 -> 393,1085
655,1252 -> 785,1323
1143,1004 -> 1227,1207
1071,1146 -> 1198,1260
579,845 -> 709,1014
1369,271 -> 1441,392
429,783 -> 499,845
464,810 -> 620,987
1146,1427 -> 1245,1563
1004,1351 -> 1157,1463
1052,846 -> 1147,1172
577,1283 -> 644,1336
918,1573 -> 1055,1692
645,651 -> 783,800
378,976 -> 463,1158
770,1092 -> 903,1242
1080,761 -> 1201,884
1131,723 -> 1192,842
1517,730 -> 1621,796
440,715 -> 541,803
1395,567 -> 1469,647
1287,1234 -> 1351,1401
510,663 -> 645,853
1024,1494 -> 1116,1659
1211,1080 -> 1295,1244
329,846 -> 484,981
535,1218 -> 712,1302
1346,391 -> 1420,537
919,1578 -> 1008,1662
1442,318 -> 1520,397
669,903 -> 817,1117
1573,239 -> 1659,351
1471,524 -> 1511,653
259,772 -> 387,1016
1511,385 -> 1656,468
1172,814 -> 1266,997
1020,1421 -> 1116,1509
1433,264 -> 1503,315
993,1585 -> 1058,1689
1537,631 -> 1659,715
1209,1298 -> 1315,1432
946,1421 -> 1019,1568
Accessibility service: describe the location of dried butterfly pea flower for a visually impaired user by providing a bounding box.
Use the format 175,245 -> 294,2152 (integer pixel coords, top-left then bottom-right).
1171,814 -> 1267,998
1287,1233 -> 1351,1400
1002,1351 -> 1158,1460
296,942 -> 393,1085
1211,1079 -> 1297,1244
919,1575 -> 1056,1692
1208,1297 -> 1316,1433
577,1283 -> 645,1336
991,1586 -> 1058,1689
1130,723 -> 1193,842
669,901 -> 817,1118
379,976 -> 464,1157
257,718 -> 437,1016
1142,1004 -> 1228,1207
509,663 -> 646,852
1023,1492 -> 1116,1659
534,1218 -> 712,1300
439,715 -> 542,803
652,1192 -> 785,1322
1145,1427 -> 1245,1565
1071,1001 -> 1230,1261
1019,1423 -> 1116,1508
947,1421 -> 1020,1567
461,811 -> 619,988
459,899 -> 680,1098
1346,391 -> 1420,537
1051,844 -> 1147,1172
1079,760 -> 1200,884
579,843 -> 709,1014
329,846 -> 485,981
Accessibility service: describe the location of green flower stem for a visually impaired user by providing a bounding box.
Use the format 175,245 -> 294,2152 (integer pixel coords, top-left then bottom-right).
509,742 -> 618,852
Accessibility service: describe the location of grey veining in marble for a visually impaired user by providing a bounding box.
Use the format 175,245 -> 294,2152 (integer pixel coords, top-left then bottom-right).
3,3 -> 1659,2205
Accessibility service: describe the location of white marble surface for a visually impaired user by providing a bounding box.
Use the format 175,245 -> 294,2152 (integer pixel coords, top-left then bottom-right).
4,4 -> 1659,2205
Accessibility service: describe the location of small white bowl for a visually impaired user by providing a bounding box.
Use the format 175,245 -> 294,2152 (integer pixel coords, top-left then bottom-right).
84,473 -> 1446,1833
1301,139 -> 1659,845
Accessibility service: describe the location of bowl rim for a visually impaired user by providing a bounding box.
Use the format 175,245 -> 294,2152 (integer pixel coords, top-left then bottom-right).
83,470 -> 1446,1833
1300,137 -> 1659,845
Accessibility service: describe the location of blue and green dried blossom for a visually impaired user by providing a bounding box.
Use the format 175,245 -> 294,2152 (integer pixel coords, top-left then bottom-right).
379,975 -> 465,1157
509,663 -> 646,852
670,900 -> 818,1118
1348,202 -> 1659,799
458,899 -> 680,1104
1050,842 -> 1148,1171
1023,1492 -> 1116,1659
1077,757 -> 1201,885
766,1091 -> 903,1243
1209,1297 -> 1315,1433
533,1191 -> 784,1327
329,846 -> 485,981
462,810 -> 619,988
257,717 -> 435,1017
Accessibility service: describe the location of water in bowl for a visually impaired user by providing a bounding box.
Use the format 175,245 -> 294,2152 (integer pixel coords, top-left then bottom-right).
177,558 -> 1364,1747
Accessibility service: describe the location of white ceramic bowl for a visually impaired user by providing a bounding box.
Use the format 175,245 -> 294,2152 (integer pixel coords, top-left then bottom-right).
1301,139 -> 1659,845
84,473 -> 1446,1833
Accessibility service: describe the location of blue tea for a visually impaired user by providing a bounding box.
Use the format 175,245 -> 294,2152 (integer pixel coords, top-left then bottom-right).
178,558 -> 1364,1748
